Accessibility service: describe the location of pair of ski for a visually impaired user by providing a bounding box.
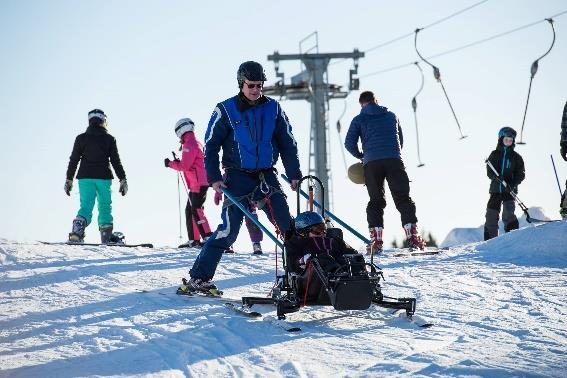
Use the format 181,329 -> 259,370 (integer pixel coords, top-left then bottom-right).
40,241 -> 154,248
175,289 -> 432,331
369,248 -> 444,258
174,288 -> 302,332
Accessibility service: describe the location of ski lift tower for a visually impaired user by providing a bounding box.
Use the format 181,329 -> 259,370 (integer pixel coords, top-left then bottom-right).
263,33 -> 363,210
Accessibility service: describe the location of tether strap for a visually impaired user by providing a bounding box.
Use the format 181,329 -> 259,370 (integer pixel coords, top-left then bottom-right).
302,261 -> 314,307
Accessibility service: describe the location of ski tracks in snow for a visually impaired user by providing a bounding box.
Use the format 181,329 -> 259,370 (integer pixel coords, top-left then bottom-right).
0,235 -> 566,377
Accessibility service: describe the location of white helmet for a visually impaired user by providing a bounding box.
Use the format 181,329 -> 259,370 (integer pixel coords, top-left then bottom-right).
174,118 -> 195,138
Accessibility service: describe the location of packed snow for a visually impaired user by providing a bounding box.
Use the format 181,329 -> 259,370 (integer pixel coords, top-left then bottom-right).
1,221 -> 566,377
440,207 -> 552,248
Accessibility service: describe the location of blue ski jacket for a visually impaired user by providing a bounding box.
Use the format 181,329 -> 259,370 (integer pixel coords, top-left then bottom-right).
203,94 -> 302,184
344,102 -> 403,165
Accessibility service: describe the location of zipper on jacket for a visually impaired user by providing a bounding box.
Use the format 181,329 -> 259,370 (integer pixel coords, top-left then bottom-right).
253,108 -> 260,169
500,148 -> 508,193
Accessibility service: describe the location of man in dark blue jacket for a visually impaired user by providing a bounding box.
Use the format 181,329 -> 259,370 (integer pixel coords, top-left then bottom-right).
345,91 -> 425,252
180,61 -> 302,294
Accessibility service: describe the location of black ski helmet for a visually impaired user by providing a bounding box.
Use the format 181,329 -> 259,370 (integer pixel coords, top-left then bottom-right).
294,211 -> 325,233
237,61 -> 267,88
498,126 -> 517,139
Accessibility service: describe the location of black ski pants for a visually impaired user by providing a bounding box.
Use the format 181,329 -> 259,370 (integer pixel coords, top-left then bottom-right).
363,158 -> 417,228
483,192 -> 518,240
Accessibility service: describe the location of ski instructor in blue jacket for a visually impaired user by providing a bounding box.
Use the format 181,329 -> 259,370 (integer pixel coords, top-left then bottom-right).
345,91 -> 426,253
178,61 -> 302,294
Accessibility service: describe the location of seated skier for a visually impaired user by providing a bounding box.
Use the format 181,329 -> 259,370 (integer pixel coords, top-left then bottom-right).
285,211 -> 364,303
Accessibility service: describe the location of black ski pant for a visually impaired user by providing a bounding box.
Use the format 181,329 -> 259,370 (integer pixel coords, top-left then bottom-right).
363,158 -> 417,229
186,186 -> 212,241
484,192 -> 518,240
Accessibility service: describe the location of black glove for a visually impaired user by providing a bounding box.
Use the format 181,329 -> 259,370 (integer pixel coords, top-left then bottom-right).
119,179 -> 128,196
64,179 -> 73,196
506,182 -> 517,193
164,158 -> 171,167
561,141 -> 567,161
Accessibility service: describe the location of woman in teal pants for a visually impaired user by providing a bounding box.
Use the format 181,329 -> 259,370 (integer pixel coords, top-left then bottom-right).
64,109 -> 128,243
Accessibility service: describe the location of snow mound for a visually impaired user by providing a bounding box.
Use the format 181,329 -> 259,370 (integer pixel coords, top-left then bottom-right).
440,206 -> 554,248
475,220 -> 567,268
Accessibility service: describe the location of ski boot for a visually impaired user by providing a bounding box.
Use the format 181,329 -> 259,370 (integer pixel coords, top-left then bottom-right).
110,232 -> 125,245
68,216 -> 86,243
178,240 -> 201,248
223,246 -> 235,254
252,242 -> 262,255
99,224 -> 113,244
403,223 -> 426,251
176,277 -> 222,296
366,227 -> 384,254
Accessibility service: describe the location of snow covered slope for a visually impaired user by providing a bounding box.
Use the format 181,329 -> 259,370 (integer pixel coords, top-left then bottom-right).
440,207 -> 553,247
1,222 -> 566,377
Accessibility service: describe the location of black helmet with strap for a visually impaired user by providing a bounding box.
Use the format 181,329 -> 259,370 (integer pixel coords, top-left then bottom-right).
237,61 -> 266,88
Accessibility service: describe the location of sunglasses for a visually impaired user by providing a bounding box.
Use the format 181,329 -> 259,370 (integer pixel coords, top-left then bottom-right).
245,82 -> 263,89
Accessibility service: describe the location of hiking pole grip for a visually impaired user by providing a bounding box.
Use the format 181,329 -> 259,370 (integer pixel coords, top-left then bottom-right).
220,188 -> 284,249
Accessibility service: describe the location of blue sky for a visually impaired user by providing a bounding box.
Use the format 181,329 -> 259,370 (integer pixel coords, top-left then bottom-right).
1,0 -> 565,250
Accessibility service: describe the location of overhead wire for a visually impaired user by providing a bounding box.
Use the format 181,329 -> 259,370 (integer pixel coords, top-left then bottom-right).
330,0 -> 491,66
360,10 -> 567,79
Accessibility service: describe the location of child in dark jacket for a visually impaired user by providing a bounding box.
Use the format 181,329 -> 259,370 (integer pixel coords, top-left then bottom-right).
285,211 -> 361,304
65,109 -> 127,243
285,211 -> 358,273
484,127 -> 525,240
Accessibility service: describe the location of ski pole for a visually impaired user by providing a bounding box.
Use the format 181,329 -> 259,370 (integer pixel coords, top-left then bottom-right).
176,169 -> 182,241
550,154 -> 563,197
281,174 -> 371,244
485,159 -> 534,222
220,188 -> 284,250
172,152 -> 190,195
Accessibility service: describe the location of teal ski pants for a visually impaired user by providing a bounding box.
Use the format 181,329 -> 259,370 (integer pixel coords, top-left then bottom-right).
77,179 -> 113,226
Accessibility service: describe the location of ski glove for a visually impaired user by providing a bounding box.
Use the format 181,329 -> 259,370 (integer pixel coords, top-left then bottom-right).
64,179 -> 73,196
214,191 -> 223,205
164,158 -> 171,168
119,179 -> 128,196
561,141 -> 567,161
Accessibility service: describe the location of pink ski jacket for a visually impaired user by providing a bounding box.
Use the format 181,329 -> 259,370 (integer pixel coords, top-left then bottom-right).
168,132 -> 208,192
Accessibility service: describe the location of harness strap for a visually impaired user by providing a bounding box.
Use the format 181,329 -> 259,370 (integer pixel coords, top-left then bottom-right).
302,261 -> 314,307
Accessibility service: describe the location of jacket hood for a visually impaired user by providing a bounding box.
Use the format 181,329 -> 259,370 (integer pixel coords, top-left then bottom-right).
360,102 -> 389,116
85,125 -> 108,135
181,131 -> 196,144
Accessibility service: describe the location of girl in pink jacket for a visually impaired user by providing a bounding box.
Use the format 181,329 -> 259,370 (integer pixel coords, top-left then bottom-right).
165,118 -> 212,248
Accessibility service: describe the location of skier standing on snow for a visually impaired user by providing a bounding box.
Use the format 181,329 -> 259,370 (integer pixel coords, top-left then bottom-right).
344,91 -> 426,253
178,61 -> 302,294
165,118 -> 213,248
65,109 -> 128,243
214,186 -> 264,255
560,101 -> 567,219
484,127 -> 525,240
